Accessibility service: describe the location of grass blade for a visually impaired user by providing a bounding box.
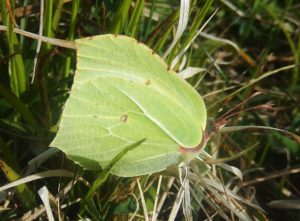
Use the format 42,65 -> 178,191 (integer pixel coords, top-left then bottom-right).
127,0 -> 144,37
108,0 -> 132,34
0,160 -> 35,209
0,82 -> 39,133
0,1 -> 27,97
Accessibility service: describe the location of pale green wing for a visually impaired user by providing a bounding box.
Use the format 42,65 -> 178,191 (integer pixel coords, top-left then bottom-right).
51,35 -> 206,177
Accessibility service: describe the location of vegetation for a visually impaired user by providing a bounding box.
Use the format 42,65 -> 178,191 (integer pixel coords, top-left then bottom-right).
0,0 -> 299,220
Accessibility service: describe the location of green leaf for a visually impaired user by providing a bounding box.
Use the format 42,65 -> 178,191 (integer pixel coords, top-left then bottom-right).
51,35 -> 206,177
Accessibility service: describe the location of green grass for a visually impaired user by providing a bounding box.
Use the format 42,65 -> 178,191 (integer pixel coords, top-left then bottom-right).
0,0 -> 299,220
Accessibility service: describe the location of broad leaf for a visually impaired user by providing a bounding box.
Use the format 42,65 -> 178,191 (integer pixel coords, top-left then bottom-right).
51,35 -> 206,177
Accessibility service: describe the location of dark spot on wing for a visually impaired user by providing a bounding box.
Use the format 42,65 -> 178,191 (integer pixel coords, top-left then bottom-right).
145,80 -> 151,86
120,114 -> 128,123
